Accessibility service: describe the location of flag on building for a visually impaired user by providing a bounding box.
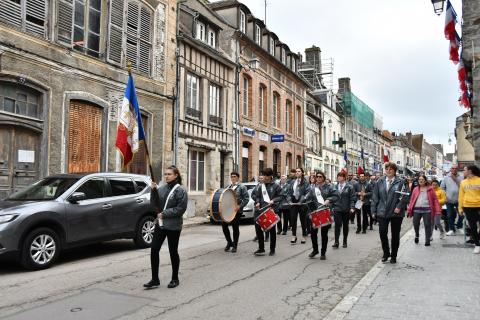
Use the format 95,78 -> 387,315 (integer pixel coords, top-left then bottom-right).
343,149 -> 348,163
383,147 -> 389,163
448,32 -> 461,64
360,148 -> 364,160
115,74 -> 146,168
444,0 -> 457,41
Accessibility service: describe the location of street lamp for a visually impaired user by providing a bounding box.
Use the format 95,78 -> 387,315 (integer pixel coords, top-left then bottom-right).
431,0 -> 445,15
327,118 -> 332,128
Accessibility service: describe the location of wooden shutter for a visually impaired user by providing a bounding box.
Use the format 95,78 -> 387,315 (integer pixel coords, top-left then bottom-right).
57,0 -> 73,45
138,6 -> 151,75
0,0 -> 22,29
108,0 -> 125,65
25,0 -> 47,37
126,1 -> 139,69
68,101 -> 103,173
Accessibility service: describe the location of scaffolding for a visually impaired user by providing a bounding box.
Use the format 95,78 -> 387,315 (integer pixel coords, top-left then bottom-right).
343,92 -> 374,129
298,46 -> 334,90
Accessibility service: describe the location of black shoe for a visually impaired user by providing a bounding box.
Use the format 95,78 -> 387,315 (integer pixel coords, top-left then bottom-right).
254,249 -> 266,256
362,230 -> 366,234
308,250 -> 319,258
390,257 -> 397,264
231,246 -> 237,253
224,243 -> 232,252
253,236 -> 258,241
415,237 -> 419,244
381,255 -> 390,263
143,280 -> 160,289
301,237 -> 306,244
369,226 -> 373,230
332,243 -> 339,248
425,242 -> 430,246
320,255 -> 326,260
290,237 -> 297,244
167,279 -> 179,288
277,230 -> 282,235
356,230 -> 361,234
269,251 -> 275,256
342,242 -> 347,248
466,239 -> 475,244
281,231 -> 287,235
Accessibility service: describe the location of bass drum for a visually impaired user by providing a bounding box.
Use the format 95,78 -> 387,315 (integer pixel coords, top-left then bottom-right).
209,188 -> 238,223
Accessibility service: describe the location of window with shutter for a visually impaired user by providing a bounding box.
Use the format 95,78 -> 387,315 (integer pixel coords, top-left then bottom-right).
0,0 -> 47,38
68,101 -> 103,173
57,0 -> 73,44
108,0 -> 125,65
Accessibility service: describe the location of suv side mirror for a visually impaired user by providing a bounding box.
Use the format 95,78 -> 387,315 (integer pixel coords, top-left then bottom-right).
68,192 -> 86,203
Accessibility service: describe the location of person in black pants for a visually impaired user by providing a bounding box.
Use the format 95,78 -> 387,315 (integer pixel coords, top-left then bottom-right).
277,175 -> 291,235
307,171 -> 338,259
222,172 -> 250,253
144,166 -> 188,289
354,173 -> 373,233
332,171 -> 356,248
288,168 -> 310,244
251,168 -> 284,256
372,162 -> 410,264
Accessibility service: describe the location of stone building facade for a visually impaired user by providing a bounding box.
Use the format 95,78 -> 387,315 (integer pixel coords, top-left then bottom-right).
304,93 -> 323,174
177,0 -> 236,215
0,0 -> 177,198
210,0 -> 307,181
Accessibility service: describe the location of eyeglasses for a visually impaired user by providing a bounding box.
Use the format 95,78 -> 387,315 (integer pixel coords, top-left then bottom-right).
316,175 -> 324,179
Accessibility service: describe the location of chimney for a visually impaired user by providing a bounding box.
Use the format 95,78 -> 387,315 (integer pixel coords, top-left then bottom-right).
338,77 -> 351,94
304,45 -> 321,72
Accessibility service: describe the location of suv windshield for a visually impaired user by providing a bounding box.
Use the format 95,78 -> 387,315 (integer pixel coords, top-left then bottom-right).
7,177 -> 79,201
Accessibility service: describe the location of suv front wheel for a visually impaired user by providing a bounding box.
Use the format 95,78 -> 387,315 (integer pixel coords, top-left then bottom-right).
21,228 -> 60,270
134,215 -> 155,248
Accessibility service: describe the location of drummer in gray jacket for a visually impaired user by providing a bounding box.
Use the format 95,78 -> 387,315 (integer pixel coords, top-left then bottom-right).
222,172 -> 250,253
371,162 -> 410,264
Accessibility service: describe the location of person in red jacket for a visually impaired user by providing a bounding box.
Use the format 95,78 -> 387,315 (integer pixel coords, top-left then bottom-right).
407,175 -> 441,246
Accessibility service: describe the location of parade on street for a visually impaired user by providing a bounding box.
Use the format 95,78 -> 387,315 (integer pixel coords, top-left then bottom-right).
1,0 -> 480,319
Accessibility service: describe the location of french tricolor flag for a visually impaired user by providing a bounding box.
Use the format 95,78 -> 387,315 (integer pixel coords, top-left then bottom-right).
444,0 -> 457,41
449,32 -> 461,64
115,74 -> 146,168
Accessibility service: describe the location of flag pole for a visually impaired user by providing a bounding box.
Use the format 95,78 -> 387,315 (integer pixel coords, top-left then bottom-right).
126,61 -> 156,183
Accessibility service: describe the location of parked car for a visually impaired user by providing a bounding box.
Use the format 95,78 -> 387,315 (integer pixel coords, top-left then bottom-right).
208,182 -> 257,223
0,173 -> 155,270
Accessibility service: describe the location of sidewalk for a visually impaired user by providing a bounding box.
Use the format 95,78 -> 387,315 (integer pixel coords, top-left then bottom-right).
326,226 -> 480,320
183,215 -> 210,228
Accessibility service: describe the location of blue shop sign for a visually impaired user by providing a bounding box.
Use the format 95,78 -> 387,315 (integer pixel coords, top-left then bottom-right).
271,134 -> 285,142
243,127 -> 255,137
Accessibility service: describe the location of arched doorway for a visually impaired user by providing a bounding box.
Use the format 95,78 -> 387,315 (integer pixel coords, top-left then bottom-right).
259,146 -> 267,175
273,149 -> 281,177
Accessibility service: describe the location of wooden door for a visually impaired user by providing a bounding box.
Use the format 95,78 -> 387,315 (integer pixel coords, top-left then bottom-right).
126,114 -> 148,174
68,101 -> 103,173
0,126 -> 40,197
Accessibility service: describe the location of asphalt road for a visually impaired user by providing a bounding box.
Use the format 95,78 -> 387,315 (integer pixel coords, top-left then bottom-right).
0,220 -> 411,320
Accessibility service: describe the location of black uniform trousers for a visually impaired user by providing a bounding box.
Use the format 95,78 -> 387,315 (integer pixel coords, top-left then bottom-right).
356,205 -> 371,232
311,225 -> 331,255
222,212 -> 241,246
278,208 -> 290,233
290,200 -> 308,237
150,225 -> 181,282
334,211 -> 350,244
378,216 -> 403,259
255,223 -> 276,252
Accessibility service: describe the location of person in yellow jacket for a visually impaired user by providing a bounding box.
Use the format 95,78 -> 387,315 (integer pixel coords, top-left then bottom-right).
458,165 -> 480,254
432,179 -> 446,239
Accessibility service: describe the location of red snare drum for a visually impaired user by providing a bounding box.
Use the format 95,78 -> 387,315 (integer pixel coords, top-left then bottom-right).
310,206 -> 333,229
255,207 -> 280,232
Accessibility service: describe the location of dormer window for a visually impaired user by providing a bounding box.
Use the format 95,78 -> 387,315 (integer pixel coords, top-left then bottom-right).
255,24 -> 261,45
281,49 -> 286,64
240,10 -> 246,33
196,22 -> 205,42
208,29 -> 216,48
270,37 -> 275,55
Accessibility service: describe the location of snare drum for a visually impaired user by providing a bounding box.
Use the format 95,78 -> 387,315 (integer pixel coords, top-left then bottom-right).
210,188 -> 238,223
310,206 -> 333,228
255,207 -> 280,232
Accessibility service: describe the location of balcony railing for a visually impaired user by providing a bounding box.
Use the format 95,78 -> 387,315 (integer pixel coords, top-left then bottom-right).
185,107 -> 202,120
179,119 -> 229,145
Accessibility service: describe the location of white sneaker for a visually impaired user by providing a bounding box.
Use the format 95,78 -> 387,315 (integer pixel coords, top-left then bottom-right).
446,230 -> 455,236
457,228 -> 464,235
440,232 -> 445,239
473,246 -> 480,254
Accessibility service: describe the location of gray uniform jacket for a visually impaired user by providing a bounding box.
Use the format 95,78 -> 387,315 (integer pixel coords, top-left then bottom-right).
333,182 -> 356,213
150,182 -> 188,230
227,183 -> 250,213
251,182 -> 284,218
306,183 -> 339,213
440,173 -> 464,204
371,176 -> 409,219
278,182 -> 291,210
354,181 -> 373,206
287,177 -> 310,203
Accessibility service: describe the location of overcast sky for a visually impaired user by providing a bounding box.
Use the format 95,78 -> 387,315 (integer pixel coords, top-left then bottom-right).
211,0 -> 465,154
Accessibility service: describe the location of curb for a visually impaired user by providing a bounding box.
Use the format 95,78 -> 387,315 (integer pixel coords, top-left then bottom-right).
323,227 -> 414,320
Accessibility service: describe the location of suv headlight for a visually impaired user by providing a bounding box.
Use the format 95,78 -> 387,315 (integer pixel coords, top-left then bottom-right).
0,214 -> 18,224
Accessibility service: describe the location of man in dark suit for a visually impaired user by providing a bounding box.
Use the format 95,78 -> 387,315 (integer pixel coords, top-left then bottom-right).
222,172 -> 250,253
372,162 -> 410,264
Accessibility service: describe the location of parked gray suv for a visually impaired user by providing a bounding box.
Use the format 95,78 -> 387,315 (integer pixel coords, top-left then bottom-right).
0,173 -> 155,270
